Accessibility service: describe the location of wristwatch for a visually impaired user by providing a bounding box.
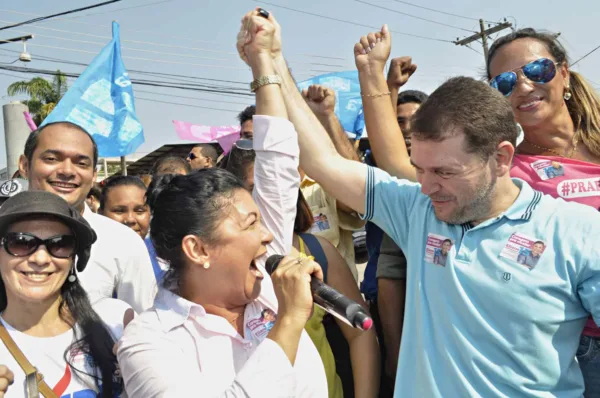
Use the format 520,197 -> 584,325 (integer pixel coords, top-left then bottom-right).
250,75 -> 282,92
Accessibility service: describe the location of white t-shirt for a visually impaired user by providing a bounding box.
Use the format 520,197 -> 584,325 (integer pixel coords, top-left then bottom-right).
1,298 -> 130,398
80,205 -> 157,314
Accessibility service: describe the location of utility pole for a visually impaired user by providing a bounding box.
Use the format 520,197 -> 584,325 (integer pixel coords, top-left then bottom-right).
454,19 -> 513,64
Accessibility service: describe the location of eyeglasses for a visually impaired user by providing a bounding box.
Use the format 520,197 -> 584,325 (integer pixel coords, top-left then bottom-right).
1,232 -> 77,258
489,58 -> 559,97
187,152 -> 198,160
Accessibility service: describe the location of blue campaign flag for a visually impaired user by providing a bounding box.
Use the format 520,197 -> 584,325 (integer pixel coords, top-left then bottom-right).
298,71 -> 364,138
42,21 -> 144,157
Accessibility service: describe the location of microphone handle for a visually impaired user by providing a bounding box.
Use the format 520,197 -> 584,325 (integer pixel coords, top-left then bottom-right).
310,278 -> 370,329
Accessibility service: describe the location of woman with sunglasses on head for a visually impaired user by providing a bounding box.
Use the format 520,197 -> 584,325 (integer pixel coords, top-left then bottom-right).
116,10 -> 327,396
0,191 -> 130,397
487,28 -> 600,397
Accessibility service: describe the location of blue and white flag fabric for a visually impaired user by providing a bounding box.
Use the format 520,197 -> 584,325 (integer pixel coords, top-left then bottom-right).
298,71 -> 365,138
42,21 -> 144,157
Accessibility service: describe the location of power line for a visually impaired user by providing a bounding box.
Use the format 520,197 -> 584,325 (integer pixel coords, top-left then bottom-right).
389,0 -> 495,23
134,96 -> 238,113
571,44 -> 600,66
0,65 -> 256,97
50,0 -> 174,22
352,0 -> 475,33
25,43 -> 250,70
4,25 -> 346,69
0,47 -> 250,86
0,1 -> 122,31
254,0 -> 453,43
0,8 -> 350,62
134,89 -> 250,106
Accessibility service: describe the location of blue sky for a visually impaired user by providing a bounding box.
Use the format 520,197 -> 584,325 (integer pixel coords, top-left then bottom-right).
0,0 -> 598,168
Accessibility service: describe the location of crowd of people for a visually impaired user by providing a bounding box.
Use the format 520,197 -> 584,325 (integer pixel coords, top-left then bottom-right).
0,7 -> 599,398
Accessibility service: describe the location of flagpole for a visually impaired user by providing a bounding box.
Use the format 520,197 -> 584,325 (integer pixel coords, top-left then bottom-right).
120,156 -> 127,176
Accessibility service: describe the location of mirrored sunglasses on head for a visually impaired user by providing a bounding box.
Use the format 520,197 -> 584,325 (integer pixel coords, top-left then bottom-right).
489,57 -> 559,97
233,139 -> 253,151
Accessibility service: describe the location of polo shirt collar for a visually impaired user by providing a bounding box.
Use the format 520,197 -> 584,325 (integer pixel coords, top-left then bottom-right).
460,179 -> 542,233
502,178 -> 542,221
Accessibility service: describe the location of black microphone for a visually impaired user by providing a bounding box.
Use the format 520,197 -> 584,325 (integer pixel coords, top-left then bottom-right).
265,255 -> 373,331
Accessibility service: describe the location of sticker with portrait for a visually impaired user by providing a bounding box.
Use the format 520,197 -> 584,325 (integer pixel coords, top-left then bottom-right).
529,159 -> 565,181
499,233 -> 546,269
424,233 -> 453,267
246,308 -> 277,340
309,213 -> 331,233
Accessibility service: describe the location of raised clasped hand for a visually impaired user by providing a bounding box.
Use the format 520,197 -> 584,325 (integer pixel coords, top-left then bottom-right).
237,8 -> 282,67
354,24 -> 392,75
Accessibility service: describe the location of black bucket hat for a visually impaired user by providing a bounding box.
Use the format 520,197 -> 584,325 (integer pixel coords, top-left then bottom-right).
0,191 -> 97,272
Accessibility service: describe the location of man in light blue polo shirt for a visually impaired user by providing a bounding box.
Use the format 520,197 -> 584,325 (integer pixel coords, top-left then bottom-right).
248,14 -> 600,396
279,71 -> 600,396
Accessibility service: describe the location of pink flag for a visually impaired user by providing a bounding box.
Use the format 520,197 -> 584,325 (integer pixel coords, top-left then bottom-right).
23,112 -> 37,131
173,120 -> 240,153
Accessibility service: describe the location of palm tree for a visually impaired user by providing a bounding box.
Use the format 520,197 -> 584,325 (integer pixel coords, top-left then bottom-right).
6,71 -> 68,126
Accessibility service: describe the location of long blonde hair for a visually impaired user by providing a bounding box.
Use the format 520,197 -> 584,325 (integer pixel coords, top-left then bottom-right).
488,28 -> 600,158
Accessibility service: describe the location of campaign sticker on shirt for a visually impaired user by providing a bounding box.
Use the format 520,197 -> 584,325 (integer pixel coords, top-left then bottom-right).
556,177 -> 600,199
246,308 -> 277,340
424,233 -> 453,267
309,213 -> 331,233
529,159 -> 565,180
499,233 -> 546,269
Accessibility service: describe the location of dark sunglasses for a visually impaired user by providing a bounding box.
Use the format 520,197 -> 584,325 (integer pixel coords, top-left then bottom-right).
1,232 -> 77,258
187,152 -> 198,160
489,58 -> 559,97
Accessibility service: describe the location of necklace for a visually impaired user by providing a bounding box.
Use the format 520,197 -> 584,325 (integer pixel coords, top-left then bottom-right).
228,310 -> 244,325
523,134 -> 579,158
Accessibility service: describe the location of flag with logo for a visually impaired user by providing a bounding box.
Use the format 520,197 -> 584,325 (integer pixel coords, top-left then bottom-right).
298,71 -> 365,138
42,21 -> 144,157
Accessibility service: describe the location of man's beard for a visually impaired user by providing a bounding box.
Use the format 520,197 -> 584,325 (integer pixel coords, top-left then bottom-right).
445,170 -> 497,225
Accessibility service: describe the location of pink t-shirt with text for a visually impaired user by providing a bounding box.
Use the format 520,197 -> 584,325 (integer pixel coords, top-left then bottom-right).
512,154 -> 600,337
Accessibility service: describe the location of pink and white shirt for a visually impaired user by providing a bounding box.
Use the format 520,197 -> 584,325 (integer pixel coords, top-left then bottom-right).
512,153 -> 600,337
117,116 -> 328,397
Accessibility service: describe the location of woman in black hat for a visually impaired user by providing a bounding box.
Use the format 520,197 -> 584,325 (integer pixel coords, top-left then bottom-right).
0,191 -> 128,397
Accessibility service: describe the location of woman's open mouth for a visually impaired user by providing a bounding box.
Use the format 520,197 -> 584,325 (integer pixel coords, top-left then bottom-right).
250,259 -> 264,279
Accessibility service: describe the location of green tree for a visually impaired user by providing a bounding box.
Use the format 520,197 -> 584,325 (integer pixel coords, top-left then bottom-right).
6,71 -> 68,126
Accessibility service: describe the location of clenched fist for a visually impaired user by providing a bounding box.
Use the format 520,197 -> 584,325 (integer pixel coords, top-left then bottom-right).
237,8 -> 282,67
354,24 -> 391,75
387,57 -> 417,89
302,85 -> 336,118
0,365 -> 14,397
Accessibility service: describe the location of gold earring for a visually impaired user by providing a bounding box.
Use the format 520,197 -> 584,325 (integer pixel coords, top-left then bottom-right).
203,262 -> 210,269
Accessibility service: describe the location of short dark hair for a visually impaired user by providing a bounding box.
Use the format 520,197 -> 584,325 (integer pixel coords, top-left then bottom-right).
87,184 -> 102,200
397,90 -> 429,106
24,121 -> 99,168
294,189 -> 314,234
237,105 -> 256,126
150,155 -> 191,176
195,144 -> 219,165
99,175 -> 147,210
147,169 -> 246,293
533,241 -> 545,247
442,239 -> 452,245
225,147 -> 256,187
411,77 -> 518,159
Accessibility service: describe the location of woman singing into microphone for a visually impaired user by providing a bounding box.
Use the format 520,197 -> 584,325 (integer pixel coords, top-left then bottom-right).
116,8 -> 327,397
